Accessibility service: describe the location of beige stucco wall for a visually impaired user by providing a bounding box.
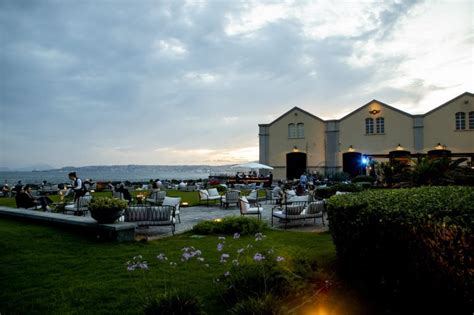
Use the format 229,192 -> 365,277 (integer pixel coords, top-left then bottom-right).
338,101 -> 415,166
423,94 -> 474,152
267,108 -> 326,179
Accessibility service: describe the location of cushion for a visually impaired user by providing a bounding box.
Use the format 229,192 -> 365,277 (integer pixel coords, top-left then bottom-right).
208,188 -> 220,197
304,201 -> 324,215
240,196 -> 250,211
288,195 -> 310,203
282,205 -> 304,215
162,197 -> 181,208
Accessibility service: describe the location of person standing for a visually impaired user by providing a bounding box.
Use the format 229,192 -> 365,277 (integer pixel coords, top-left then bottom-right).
67,172 -> 86,201
299,172 -> 307,189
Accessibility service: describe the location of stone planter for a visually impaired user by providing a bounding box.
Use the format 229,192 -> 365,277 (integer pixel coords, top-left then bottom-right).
90,208 -> 125,224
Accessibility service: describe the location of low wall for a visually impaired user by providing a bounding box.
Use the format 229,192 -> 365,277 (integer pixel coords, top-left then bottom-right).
0,206 -> 136,242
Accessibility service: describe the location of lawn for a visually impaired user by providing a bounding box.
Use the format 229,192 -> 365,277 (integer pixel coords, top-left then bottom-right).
0,190 -> 202,208
0,217 -> 369,314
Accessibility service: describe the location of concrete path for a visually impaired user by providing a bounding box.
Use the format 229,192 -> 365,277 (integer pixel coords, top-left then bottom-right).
136,203 -> 329,240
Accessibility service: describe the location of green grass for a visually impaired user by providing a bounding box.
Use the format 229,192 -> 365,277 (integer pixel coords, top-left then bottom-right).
0,218 -> 341,314
0,190 -> 202,208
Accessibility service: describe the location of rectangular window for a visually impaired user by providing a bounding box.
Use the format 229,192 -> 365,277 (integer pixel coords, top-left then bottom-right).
455,112 -> 465,130
297,123 -> 304,138
376,117 -> 384,133
469,112 -> 474,129
288,124 -> 297,138
365,118 -> 374,134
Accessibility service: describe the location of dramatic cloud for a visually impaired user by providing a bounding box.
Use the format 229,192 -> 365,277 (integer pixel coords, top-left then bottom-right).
0,0 -> 472,168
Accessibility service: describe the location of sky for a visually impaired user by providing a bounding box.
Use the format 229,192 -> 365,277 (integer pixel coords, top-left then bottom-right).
1,0 -> 473,169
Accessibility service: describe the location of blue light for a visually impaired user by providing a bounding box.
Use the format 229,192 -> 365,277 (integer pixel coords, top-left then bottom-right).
361,157 -> 368,165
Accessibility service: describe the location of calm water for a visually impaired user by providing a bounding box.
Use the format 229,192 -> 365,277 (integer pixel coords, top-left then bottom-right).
0,168 -> 216,185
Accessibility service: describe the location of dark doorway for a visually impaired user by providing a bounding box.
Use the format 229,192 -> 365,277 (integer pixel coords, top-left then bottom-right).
343,152 -> 362,177
286,152 -> 307,180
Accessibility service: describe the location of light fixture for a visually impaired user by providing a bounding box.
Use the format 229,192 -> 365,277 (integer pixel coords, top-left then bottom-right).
292,146 -> 299,152
369,109 -> 380,115
435,143 -> 444,150
396,144 -> 404,151
348,145 -> 355,152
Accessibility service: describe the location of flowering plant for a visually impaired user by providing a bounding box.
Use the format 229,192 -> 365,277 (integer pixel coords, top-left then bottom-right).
88,197 -> 128,212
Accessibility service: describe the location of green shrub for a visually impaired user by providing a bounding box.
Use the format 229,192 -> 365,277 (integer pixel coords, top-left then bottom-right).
192,216 -> 266,235
88,197 -> 128,212
314,183 -> 363,199
327,186 -> 474,312
230,294 -> 286,315
351,175 -> 375,183
143,289 -> 205,315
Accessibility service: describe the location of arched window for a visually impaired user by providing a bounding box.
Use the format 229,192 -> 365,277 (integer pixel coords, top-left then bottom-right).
455,112 -> 465,130
376,117 -> 385,133
365,118 -> 374,134
469,112 -> 474,129
288,123 -> 296,138
297,123 -> 304,138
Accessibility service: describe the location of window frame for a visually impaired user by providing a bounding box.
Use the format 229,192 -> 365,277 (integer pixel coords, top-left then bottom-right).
455,112 -> 466,130
297,123 -> 304,138
365,118 -> 374,134
376,117 -> 385,134
469,111 -> 474,129
288,123 -> 297,139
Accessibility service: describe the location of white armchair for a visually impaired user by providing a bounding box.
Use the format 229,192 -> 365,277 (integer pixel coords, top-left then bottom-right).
162,196 -> 181,223
238,196 -> 262,220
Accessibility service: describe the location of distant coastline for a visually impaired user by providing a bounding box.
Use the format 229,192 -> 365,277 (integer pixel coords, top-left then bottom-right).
0,164 -> 237,185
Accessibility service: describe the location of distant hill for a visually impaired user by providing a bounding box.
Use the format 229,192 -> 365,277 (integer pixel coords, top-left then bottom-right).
5,164 -> 56,172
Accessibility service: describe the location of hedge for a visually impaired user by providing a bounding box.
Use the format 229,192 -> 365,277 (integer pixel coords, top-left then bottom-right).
313,183 -> 363,199
327,186 -> 474,313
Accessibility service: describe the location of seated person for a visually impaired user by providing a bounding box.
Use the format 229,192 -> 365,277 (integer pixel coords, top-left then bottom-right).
2,184 -> 10,197
272,183 -> 284,205
116,183 -> 132,204
16,185 -> 52,211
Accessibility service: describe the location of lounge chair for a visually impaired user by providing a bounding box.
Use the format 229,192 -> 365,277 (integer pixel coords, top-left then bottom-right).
221,190 -> 240,208
198,188 -> 221,206
64,195 -> 92,216
238,196 -> 262,220
162,196 -> 181,223
146,191 -> 166,206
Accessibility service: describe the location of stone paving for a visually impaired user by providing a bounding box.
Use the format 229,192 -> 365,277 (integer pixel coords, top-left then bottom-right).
136,203 -> 329,240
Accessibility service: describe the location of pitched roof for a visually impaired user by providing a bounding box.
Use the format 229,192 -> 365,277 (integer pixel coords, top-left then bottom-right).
258,106 -> 325,127
338,99 -> 413,121
422,92 -> 474,117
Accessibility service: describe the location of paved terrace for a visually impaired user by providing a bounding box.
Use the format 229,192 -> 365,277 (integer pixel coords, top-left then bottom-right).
135,203 -> 328,239
0,204 -> 328,241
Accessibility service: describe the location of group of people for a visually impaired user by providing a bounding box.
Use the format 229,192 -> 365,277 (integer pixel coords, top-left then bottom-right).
12,172 -> 90,211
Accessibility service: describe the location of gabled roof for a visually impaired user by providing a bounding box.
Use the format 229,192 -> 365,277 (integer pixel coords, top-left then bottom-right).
423,92 -> 474,117
258,106 -> 325,127
338,99 -> 413,121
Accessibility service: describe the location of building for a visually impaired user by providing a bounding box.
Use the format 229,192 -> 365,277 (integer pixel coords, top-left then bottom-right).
259,92 -> 474,180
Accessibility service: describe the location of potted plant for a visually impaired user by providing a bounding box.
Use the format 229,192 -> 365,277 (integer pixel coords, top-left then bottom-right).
88,197 -> 128,224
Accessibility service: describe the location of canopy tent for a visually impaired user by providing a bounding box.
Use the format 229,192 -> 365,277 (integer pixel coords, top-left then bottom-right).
231,162 -> 273,170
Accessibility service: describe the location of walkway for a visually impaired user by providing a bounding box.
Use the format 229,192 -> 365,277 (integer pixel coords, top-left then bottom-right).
137,203 -> 328,240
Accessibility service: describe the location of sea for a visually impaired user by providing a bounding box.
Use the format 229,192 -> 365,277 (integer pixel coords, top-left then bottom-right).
0,165 -> 236,185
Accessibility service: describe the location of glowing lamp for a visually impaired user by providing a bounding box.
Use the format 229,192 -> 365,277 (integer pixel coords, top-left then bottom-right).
348,145 -> 355,152
369,109 -> 380,115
